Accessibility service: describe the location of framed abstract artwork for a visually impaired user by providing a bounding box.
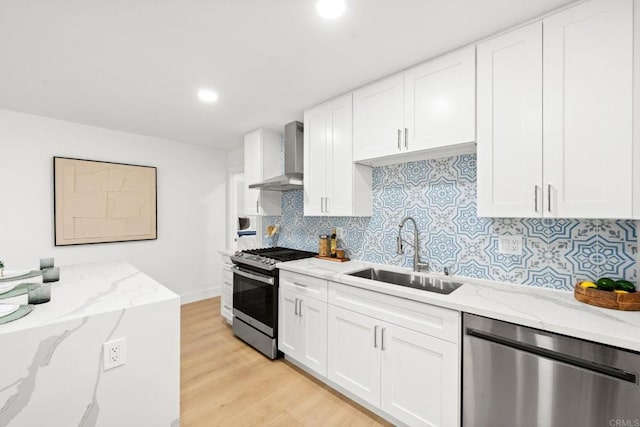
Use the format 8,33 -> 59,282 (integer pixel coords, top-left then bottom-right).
53,157 -> 157,246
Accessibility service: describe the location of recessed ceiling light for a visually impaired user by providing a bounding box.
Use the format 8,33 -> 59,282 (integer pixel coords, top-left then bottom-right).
198,89 -> 218,103
315,0 -> 346,19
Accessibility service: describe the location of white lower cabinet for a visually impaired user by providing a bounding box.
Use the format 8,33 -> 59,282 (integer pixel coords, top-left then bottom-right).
328,305 -> 381,406
278,271 -> 328,377
279,288 -> 328,376
380,323 -> 458,426
220,255 -> 233,324
327,282 -> 460,427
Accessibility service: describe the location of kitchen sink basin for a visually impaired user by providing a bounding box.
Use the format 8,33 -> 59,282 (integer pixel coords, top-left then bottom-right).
348,268 -> 463,295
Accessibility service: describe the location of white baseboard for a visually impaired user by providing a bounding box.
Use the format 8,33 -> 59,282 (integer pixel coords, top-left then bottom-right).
180,286 -> 221,305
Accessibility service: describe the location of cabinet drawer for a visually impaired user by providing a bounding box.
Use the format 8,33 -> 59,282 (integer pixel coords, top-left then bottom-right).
221,255 -> 233,267
221,292 -> 232,309
222,286 -> 232,300
329,282 -> 460,344
221,303 -> 233,323
222,269 -> 233,284
280,271 -> 328,302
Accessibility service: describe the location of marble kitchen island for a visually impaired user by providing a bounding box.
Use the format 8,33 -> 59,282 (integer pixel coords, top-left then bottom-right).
0,262 -> 180,427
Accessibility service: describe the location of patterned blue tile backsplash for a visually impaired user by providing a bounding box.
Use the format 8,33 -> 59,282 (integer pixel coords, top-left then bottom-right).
264,154 -> 638,291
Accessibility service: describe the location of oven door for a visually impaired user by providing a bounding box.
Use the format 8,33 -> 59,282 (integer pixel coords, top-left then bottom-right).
232,265 -> 277,337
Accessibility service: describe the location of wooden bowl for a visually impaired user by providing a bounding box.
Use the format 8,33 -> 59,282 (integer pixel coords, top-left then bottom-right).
574,282 -> 640,311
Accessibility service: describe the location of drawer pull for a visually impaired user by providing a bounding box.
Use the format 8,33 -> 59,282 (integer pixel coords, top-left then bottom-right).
374,325 -> 378,348
381,327 -> 386,351
293,282 -> 308,288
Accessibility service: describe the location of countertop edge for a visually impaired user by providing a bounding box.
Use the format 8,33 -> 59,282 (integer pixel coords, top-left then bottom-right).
277,259 -> 640,352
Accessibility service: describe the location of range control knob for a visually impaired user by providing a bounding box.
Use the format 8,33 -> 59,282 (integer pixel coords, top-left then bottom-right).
234,251 -> 243,257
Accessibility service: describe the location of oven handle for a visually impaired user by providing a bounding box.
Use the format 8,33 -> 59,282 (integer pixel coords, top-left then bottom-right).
232,266 -> 275,286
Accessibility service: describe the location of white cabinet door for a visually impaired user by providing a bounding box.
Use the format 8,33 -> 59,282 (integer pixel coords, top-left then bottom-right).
543,0 -> 632,218
243,129 -> 282,216
404,45 -> 475,152
304,93 -> 371,217
326,94 -> 354,216
243,130 -> 262,216
298,296 -> 328,377
278,288 -> 301,358
280,275 -> 329,377
380,324 -> 459,427
327,305 -> 381,407
353,74 -> 404,162
303,105 -> 328,216
476,22 -> 543,218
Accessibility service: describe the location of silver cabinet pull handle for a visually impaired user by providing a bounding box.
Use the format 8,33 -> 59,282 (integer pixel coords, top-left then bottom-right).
293,282 -> 308,288
404,128 -> 408,149
256,200 -> 259,214
294,298 -> 299,316
547,184 -> 552,213
374,325 -> 378,348
381,327 -> 386,351
397,129 -> 402,150
534,185 -> 539,212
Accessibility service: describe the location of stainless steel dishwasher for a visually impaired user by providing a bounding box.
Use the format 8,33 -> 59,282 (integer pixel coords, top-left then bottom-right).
463,313 -> 640,427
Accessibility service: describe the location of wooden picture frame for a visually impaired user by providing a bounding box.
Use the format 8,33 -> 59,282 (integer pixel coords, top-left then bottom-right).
53,157 -> 157,246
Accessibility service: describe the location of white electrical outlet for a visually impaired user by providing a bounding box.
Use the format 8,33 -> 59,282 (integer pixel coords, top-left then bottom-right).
103,337 -> 126,370
335,227 -> 344,239
498,235 -> 523,256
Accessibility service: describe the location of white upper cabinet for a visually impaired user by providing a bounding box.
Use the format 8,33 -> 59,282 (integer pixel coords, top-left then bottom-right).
477,0 -> 636,219
353,74 -> 404,162
303,106 -> 327,216
543,0 -> 633,218
304,93 -> 372,217
404,45 -> 476,152
243,128 -> 282,216
353,46 -> 476,166
477,22 -> 543,217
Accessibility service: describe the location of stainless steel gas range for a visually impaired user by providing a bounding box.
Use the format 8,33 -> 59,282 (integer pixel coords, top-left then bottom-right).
230,247 -> 316,359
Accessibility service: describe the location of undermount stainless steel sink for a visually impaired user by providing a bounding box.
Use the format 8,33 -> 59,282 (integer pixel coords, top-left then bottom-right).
348,268 -> 464,295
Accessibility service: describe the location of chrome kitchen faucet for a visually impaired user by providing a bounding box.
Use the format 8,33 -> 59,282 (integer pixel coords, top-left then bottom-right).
397,216 -> 429,272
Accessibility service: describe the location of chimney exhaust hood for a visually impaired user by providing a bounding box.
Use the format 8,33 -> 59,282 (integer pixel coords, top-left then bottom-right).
249,121 -> 304,191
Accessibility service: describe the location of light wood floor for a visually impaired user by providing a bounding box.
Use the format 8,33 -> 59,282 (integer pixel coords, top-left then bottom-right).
181,297 -> 393,426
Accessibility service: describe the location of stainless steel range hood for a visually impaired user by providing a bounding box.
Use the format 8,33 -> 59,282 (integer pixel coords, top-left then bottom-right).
249,121 -> 304,191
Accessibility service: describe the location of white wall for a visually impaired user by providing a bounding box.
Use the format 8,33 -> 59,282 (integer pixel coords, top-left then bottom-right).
227,146 -> 244,170
0,109 -> 227,302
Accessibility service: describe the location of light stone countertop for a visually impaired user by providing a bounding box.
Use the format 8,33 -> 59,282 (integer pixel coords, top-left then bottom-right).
0,262 -> 179,335
277,258 -> 640,352
218,248 -> 236,257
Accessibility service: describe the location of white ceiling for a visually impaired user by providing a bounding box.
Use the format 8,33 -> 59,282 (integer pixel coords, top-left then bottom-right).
0,0 -> 575,150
